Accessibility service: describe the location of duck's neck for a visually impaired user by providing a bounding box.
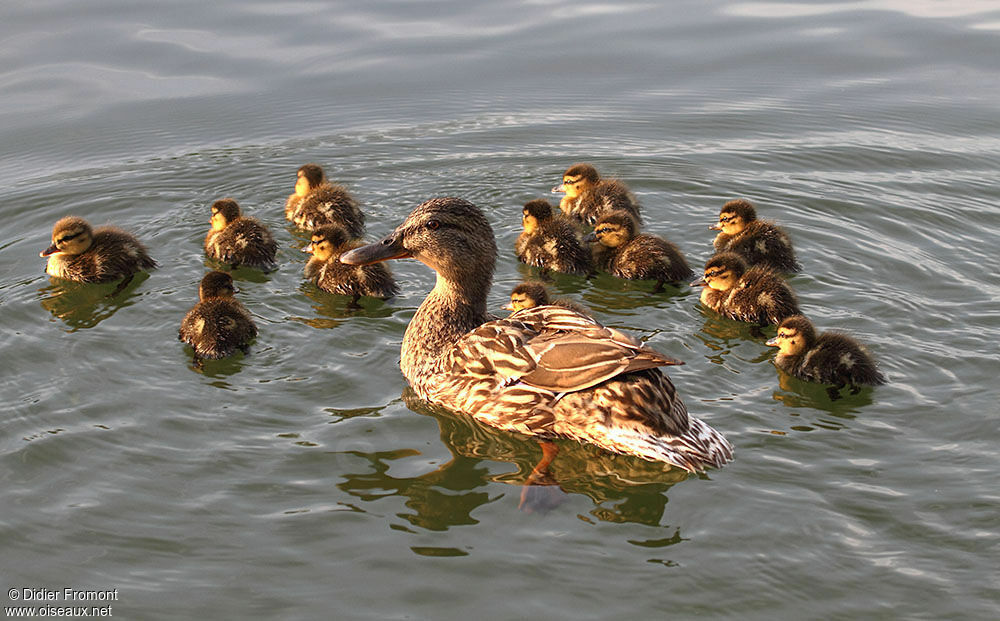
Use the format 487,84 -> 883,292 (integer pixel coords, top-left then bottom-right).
401,272 -> 492,385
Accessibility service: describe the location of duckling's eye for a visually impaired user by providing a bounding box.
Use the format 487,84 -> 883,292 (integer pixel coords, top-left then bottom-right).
57,232 -> 82,244
426,220 -> 440,231
719,215 -> 734,223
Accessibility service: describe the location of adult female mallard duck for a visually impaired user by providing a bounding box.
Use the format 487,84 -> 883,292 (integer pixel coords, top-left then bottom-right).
304,224 -> 398,306
341,197 -> 732,472
204,198 -> 278,271
179,271 -> 257,363
711,199 -> 800,273
284,163 -> 366,238
584,211 -> 693,292
691,252 -> 800,327
504,281 -> 591,317
551,163 -> 642,225
514,199 -> 593,276
40,216 -> 157,291
767,315 -> 886,399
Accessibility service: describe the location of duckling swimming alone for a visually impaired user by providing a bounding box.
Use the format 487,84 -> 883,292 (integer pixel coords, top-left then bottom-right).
304,224 -> 398,306
204,198 -> 278,271
40,216 -> 157,290
711,199 -> 800,273
514,199 -> 593,276
584,211 -> 693,293
284,163 -> 365,238
767,315 -> 886,399
504,281 -> 592,317
179,271 -> 257,362
341,197 -> 732,472
692,252 -> 800,326
552,163 -> 642,225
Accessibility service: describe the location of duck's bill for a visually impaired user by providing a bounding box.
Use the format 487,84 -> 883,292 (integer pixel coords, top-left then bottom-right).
302,243 -> 314,253
40,244 -> 59,257
551,184 -> 565,194
340,236 -> 411,265
582,232 -> 597,243
689,277 -> 707,287
709,223 -> 723,230
765,337 -> 779,347
502,303 -> 516,311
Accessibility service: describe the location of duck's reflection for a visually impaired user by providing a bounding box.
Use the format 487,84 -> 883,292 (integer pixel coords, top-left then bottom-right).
334,390 -> 693,529
38,273 -> 150,331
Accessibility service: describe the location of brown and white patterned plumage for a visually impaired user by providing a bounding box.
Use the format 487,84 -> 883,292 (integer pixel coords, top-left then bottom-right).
711,199 -> 800,273
693,252 -> 800,326
514,199 -> 592,276
179,271 -> 257,361
551,163 -> 642,226
341,197 -> 733,472
204,198 -> 278,271
284,163 -> 365,237
41,216 -> 157,283
767,315 -> 886,398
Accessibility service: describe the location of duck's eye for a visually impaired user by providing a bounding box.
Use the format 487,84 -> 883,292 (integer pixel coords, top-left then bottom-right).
426,220 -> 440,231
719,215 -> 734,223
57,232 -> 81,245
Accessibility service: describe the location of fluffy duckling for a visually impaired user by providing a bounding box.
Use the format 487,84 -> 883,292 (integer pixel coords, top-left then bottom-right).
179,271 -> 257,362
284,163 -> 365,238
341,197 -> 732,472
204,198 -> 278,271
711,199 -> 800,273
304,224 -> 398,306
504,282 -> 592,317
691,252 -> 800,326
514,199 -> 593,276
551,163 -> 642,225
584,211 -> 693,293
40,216 -> 157,290
767,315 -> 886,399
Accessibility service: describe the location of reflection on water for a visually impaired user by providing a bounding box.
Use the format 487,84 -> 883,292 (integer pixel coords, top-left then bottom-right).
290,282 -> 397,329
38,274 -> 150,331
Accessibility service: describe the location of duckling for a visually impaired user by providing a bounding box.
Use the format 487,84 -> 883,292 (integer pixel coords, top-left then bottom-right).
767,315 -> 885,399
711,199 -> 800,273
514,199 -> 593,276
341,197 -> 732,473
40,216 -> 157,292
204,198 -> 278,271
284,163 -> 365,238
178,271 -> 257,362
584,211 -> 693,293
551,163 -> 642,225
304,224 -> 398,306
504,282 -> 592,317
691,252 -> 800,327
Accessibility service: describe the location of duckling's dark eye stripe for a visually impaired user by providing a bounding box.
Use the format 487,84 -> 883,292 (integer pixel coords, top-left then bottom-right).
57,232 -> 82,244
719,215 -> 735,223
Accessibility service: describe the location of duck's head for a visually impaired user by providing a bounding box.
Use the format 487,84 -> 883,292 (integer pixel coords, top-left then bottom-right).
691,252 -> 748,291
504,282 -> 550,311
41,216 -> 94,257
552,163 -> 600,199
340,197 -> 496,285
766,315 -> 816,355
583,211 -> 637,248
710,199 -> 757,236
304,224 -> 351,261
198,270 -> 237,301
210,198 -> 242,231
521,199 -> 554,233
294,163 -> 326,198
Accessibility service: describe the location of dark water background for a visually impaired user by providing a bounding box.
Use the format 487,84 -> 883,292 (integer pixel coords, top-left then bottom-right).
2,1 -> 999,618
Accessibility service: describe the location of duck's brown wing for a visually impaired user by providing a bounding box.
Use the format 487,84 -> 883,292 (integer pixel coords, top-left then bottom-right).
454,306 -> 682,394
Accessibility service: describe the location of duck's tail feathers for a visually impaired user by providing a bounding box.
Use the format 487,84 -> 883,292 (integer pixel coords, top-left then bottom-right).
602,417 -> 734,473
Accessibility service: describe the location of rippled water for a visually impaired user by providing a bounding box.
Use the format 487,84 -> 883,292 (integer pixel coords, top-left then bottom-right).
3,1 -> 999,619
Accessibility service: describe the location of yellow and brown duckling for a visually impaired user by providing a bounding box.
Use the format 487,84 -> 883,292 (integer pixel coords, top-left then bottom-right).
584,211 -> 693,293
179,271 -> 257,363
341,197 -> 732,472
40,216 -> 157,290
551,163 -> 642,225
691,252 -> 800,327
767,315 -> 886,399
504,281 -> 592,317
711,199 -> 800,273
304,224 -> 398,306
204,198 -> 278,272
284,163 -> 365,238
514,199 -> 593,276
